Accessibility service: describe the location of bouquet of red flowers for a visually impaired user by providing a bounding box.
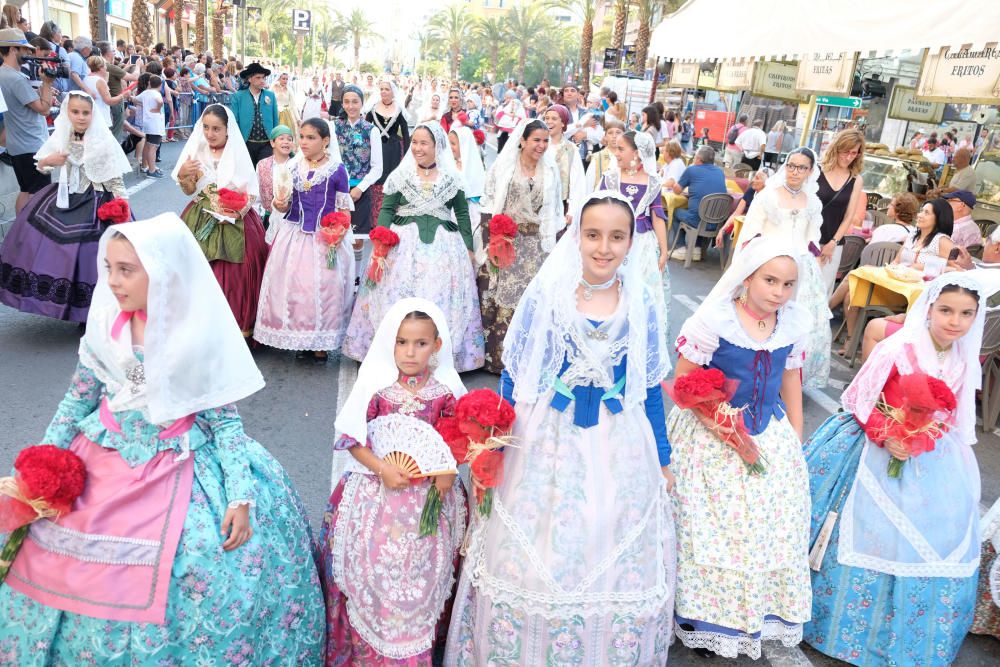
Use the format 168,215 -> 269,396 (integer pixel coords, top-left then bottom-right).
435,389 -> 516,516
487,214 -> 517,274
364,226 -> 400,288
318,212 -> 351,269
472,129 -> 486,146
216,188 -> 249,216
867,372 -> 956,478
663,368 -> 766,474
0,445 -> 87,585
97,198 -> 131,224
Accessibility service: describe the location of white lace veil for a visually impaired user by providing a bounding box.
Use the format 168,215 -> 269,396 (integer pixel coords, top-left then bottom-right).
501,190 -> 670,408
600,132 -> 662,218
363,77 -> 403,125
170,103 -> 259,198
765,146 -> 820,199
451,123 -> 486,199
80,214 -> 265,424
383,122 -> 463,221
631,131 -> 658,176
335,297 -> 467,444
36,91 -> 131,208
481,120 -> 564,251
842,271 -> 986,446
700,235 -> 804,309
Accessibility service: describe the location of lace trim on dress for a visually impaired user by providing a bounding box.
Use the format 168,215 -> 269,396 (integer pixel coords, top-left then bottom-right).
251,327 -> 346,352
391,173 -> 461,221
677,300 -> 810,364
289,155 -> 341,191
468,488 -> 672,619
673,619 -> 802,660
379,380 -> 452,404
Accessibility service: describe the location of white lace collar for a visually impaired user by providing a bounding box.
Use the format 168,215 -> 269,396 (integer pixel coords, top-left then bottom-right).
703,299 -> 811,354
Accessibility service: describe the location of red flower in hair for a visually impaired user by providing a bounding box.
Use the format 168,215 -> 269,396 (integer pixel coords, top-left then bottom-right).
97,198 -> 131,224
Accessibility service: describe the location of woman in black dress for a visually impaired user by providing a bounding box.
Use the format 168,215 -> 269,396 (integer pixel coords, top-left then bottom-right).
816,128 -> 866,294
365,79 -> 410,221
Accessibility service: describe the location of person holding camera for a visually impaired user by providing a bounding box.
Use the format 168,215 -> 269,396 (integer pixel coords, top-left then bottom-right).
0,28 -> 53,212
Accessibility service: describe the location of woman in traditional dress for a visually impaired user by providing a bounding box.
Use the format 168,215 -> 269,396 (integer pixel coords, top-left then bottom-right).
343,122 -> 484,371
300,75 -> 325,121
320,298 -> 467,666
446,192 -> 676,666
418,93 -> 443,124
364,79 -> 410,221
255,118 -> 354,361
477,119 -> 564,373
334,85 -> 382,275
803,273 -> 984,666
733,147 -> 832,390
600,130 -> 670,325
449,122 -> 487,268
494,90 -> 526,153
668,236 -> 812,659
542,104 -> 586,224
0,91 -> 131,323
271,72 -> 299,146
171,103 -> 268,338
0,214 -> 324,663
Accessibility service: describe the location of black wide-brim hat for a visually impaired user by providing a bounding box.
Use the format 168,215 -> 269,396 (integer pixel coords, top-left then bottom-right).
240,62 -> 271,79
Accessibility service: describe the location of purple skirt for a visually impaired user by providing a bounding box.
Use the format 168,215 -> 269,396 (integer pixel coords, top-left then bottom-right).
0,184 -> 113,322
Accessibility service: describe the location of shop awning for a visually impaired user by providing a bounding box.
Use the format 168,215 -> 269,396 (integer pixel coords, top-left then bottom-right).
651,0 -> 1000,62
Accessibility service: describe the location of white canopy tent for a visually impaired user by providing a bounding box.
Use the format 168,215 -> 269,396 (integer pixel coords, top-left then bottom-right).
651,0 -> 1000,62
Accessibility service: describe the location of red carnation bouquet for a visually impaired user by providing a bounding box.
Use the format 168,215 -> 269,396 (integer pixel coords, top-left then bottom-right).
663,368 -> 766,474
487,214 -> 517,274
216,188 -> 249,216
472,129 -> 486,146
318,211 -> 351,269
364,226 -> 400,288
97,198 -> 131,224
0,445 -> 87,584
435,389 -> 516,516
867,371 -> 956,478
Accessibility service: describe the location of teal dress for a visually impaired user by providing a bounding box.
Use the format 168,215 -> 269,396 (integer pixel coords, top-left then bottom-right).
0,358 -> 325,665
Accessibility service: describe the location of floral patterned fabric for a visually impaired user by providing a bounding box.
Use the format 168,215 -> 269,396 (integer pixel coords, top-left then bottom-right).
477,169 -> 548,374
972,542 -> 1000,638
0,362 -> 325,666
667,406 -> 812,659
803,412 -> 977,666
318,379 -> 466,666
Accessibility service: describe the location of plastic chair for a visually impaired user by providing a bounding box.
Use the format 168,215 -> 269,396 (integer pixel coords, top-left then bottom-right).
872,210 -> 892,228
843,242 -> 903,367
858,241 -> 901,267
674,193 -> 734,269
976,219 -> 997,240
836,236 -> 865,281
732,163 -> 753,178
865,192 -> 882,209
968,244 -> 984,260
980,308 -> 1000,431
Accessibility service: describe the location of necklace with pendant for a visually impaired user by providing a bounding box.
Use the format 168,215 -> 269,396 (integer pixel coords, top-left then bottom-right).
580,275 -> 618,301
302,157 -> 326,191
783,184 -> 802,196
737,296 -> 770,331
418,162 -> 437,177
932,339 -> 952,376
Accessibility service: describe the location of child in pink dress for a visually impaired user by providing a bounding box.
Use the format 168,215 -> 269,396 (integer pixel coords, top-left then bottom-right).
318,297 -> 467,666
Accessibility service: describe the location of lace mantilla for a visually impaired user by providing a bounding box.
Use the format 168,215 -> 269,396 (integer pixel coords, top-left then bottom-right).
674,619 -> 802,660
343,413 -> 457,476
389,172 -> 461,221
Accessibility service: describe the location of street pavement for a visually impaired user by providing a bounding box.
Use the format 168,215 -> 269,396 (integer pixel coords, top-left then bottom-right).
1,137 -> 999,665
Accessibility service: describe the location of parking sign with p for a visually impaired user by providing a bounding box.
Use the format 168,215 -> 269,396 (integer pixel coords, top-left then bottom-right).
292,9 -> 311,32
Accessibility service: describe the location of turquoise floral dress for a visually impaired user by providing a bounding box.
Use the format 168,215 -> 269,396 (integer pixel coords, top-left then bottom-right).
0,357 -> 325,666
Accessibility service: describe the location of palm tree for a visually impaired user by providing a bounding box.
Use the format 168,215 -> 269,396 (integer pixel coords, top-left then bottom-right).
211,0 -> 226,58
503,2 -> 550,83
427,5 -> 476,80
131,0 -> 154,48
334,8 -> 378,71
474,17 -> 506,82
89,0 -> 100,40
174,5 -> 186,50
196,0 -> 207,53
549,0 -> 597,91
633,0 -> 681,76
611,0 -> 632,52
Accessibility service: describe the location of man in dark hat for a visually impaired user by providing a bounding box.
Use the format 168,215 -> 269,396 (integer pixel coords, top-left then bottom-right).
230,61 -> 279,166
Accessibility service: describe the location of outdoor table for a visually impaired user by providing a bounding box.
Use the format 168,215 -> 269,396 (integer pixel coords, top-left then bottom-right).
847,265 -> 927,311
662,179 -> 745,234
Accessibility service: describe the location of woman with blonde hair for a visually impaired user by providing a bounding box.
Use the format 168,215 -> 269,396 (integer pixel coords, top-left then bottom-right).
660,139 -> 687,188
816,128 -> 866,293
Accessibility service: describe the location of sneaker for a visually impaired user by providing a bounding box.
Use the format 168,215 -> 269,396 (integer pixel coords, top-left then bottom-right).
144,169 -> 164,178
670,247 -> 702,261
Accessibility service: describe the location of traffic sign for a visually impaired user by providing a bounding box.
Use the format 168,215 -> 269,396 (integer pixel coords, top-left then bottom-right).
815,95 -> 862,109
292,8 -> 311,33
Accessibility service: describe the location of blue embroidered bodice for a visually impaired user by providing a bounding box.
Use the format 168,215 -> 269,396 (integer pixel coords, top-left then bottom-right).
708,338 -> 793,435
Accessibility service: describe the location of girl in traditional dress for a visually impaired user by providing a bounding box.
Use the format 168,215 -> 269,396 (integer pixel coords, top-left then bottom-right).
255,118 -> 354,362
494,90 -> 526,153
300,75 -> 325,121
803,273 -> 985,666
255,125 -> 295,244
477,119 -> 564,373
365,79 -> 410,221
0,214 -> 324,663
334,85 -> 383,276
272,72 -> 299,146
542,104 -> 586,224
733,147 -> 832,390
449,122 -> 487,268
171,103 -> 268,338
446,192 -> 676,666
319,298 -> 467,666
600,130 -> 670,325
0,91 -> 130,323
585,116 -> 625,191
343,122 -> 484,371
668,236 -> 813,659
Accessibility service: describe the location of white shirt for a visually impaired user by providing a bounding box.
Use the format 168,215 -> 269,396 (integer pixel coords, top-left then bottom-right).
660,157 -> 686,184
923,147 -> 946,166
136,89 -> 165,135
736,127 -> 767,158
870,223 -> 914,244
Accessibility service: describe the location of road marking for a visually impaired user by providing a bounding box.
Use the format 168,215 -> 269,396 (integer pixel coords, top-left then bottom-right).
763,643 -> 815,666
674,294 -> 703,313
330,357 -> 360,490
124,174 -> 160,198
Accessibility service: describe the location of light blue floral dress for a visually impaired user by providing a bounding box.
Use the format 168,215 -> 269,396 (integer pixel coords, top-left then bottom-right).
0,357 -> 325,666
